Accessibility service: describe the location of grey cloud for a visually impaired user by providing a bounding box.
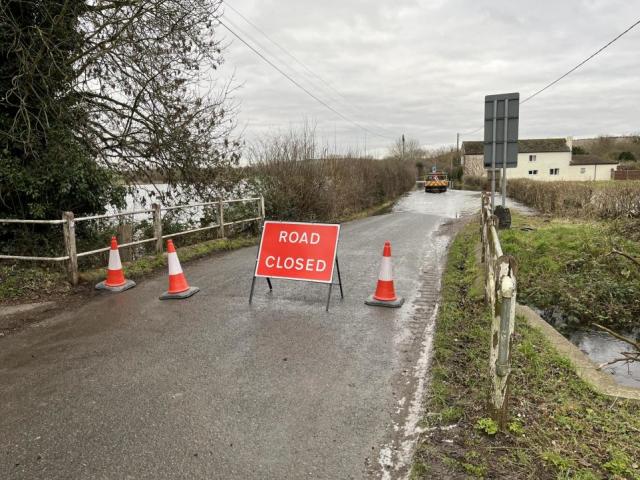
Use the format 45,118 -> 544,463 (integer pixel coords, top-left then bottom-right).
219,0 -> 640,153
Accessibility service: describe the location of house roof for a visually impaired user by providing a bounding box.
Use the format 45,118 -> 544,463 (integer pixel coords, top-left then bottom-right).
462,138 -> 570,155
570,154 -> 619,166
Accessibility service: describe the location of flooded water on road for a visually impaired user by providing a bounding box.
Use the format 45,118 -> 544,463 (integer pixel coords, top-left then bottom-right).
393,188 -> 480,218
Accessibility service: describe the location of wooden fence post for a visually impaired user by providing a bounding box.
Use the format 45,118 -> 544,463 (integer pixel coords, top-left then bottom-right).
260,196 -> 266,228
218,200 -> 225,238
152,203 -> 163,254
62,211 -> 78,286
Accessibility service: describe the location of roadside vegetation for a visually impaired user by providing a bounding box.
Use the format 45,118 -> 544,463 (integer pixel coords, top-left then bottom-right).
573,135 -> 640,168
411,223 -> 640,479
499,212 -> 640,331
453,174 -> 487,191
246,126 -> 415,222
507,179 -> 640,227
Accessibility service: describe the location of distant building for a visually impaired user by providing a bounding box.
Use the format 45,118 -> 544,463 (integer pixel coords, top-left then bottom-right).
461,137 -> 618,181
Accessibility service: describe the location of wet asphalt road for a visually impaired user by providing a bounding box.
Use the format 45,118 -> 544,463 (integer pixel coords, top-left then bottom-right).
1,189 -> 480,480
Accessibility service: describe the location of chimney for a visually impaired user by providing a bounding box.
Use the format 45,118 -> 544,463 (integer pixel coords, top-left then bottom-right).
566,136 -> 573,152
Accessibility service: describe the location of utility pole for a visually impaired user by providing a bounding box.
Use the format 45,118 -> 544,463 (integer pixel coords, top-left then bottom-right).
451,132 -> 459,172
402,134 -> 405,160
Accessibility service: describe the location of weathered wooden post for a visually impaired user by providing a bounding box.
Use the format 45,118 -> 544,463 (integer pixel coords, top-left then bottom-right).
117,221 -> 133,261
218,200 -> 225,238
490,256 -> 517,430
260,195 -> 266,227
152,203 -> 163,254
62,211 -> 78,286
485,216 -> 500,307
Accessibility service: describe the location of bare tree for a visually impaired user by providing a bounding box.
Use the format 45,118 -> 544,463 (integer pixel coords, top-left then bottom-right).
388,137 -> 423,160
1,0 -> 239,210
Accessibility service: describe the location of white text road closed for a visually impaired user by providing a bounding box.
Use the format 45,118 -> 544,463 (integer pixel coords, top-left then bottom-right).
255,221 -> 340,283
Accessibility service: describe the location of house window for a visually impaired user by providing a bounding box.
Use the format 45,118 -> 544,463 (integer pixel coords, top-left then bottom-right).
580,167 -> 586,174
529,155 -> 537,162
549,168 -> 560,176
528,170 -> 538,175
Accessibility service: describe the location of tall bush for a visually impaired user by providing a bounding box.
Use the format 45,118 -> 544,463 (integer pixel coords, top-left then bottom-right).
247,128 -> 415,222
507,179 -> 640,219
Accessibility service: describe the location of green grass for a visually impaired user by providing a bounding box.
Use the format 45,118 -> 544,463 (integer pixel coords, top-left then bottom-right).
411,222 -> 640,479
0,236 -> 258,303
499,213 -> 640,330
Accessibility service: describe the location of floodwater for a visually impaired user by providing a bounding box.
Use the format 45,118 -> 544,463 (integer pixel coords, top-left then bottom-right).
399,186 -> 480,218
541,309 -> 640,388
568,328 -> 640,388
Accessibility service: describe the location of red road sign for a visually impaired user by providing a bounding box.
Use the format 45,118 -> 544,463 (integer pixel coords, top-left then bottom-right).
255,221 -> 340,283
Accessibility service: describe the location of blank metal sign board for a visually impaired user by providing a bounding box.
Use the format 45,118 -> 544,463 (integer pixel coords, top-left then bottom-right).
484,92 -> 519,168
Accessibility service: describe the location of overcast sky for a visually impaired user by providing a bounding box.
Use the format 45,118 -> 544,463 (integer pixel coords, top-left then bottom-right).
218,0 -> 640,156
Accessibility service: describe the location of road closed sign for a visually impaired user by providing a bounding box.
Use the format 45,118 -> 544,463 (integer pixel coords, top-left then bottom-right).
255,221 -> 340,283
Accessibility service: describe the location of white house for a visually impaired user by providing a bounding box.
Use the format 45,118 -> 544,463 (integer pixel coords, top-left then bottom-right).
461,137 -> 618,181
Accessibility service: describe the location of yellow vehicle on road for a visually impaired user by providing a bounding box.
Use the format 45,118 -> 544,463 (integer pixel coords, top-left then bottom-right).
424,171 -> 449,193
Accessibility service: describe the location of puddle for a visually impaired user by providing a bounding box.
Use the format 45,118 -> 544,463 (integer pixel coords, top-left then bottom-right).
567,329 -> 640,388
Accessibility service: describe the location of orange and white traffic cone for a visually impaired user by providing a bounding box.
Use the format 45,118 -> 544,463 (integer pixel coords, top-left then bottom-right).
159,239 -> 199,300
365,241 -> 404,308
95,236 -> 136,292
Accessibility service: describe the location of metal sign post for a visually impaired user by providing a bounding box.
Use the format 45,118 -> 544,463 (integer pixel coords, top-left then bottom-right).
501,99 -> 509,208
491,100 -> 497,211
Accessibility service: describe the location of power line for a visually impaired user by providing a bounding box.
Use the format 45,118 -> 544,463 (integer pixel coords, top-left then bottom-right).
224,16 -> 398,141
218,19 -> 395,141
521,18 -> 640,104
224,3 -> 399,138
459,18 -> 640,138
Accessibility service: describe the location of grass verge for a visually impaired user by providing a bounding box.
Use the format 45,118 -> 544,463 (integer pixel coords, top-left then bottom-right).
498,213 -> 640,330
411,222 -> 640,480
0,236 -> 258,304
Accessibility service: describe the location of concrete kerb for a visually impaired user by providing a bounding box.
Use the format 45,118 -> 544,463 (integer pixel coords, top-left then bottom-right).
516,304 -> 640,401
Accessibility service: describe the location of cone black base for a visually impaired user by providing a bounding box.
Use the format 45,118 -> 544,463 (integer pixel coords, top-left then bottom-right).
95,279 -> 136,293
159,286 -> 200,300
364,295 -> 404,308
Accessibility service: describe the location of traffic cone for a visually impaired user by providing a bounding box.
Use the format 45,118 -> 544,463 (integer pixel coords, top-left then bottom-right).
95,236 -> 136,292
365,241 -> 404,308
159,239 -> 199,300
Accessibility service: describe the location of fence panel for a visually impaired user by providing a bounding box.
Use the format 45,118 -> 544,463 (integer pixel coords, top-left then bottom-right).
480,192 -> 518,429
0,196 -> 265,286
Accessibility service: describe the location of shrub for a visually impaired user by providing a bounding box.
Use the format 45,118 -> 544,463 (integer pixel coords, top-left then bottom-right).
507,179 -> 640,219
247,128 -> 415,222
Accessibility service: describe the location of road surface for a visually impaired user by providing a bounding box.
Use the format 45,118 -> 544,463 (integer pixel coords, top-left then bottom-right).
1,189 -> 480,479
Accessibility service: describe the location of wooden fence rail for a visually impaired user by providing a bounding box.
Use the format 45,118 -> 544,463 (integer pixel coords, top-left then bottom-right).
1,196 -> 265,286
480,192 -> 518,429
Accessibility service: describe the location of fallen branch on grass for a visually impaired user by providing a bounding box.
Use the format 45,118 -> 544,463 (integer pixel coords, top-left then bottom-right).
606,248 -> 640,268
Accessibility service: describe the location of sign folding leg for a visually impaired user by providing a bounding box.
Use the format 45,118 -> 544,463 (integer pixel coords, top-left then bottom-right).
249,257 -> 272,304
325,257 -> 344,312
